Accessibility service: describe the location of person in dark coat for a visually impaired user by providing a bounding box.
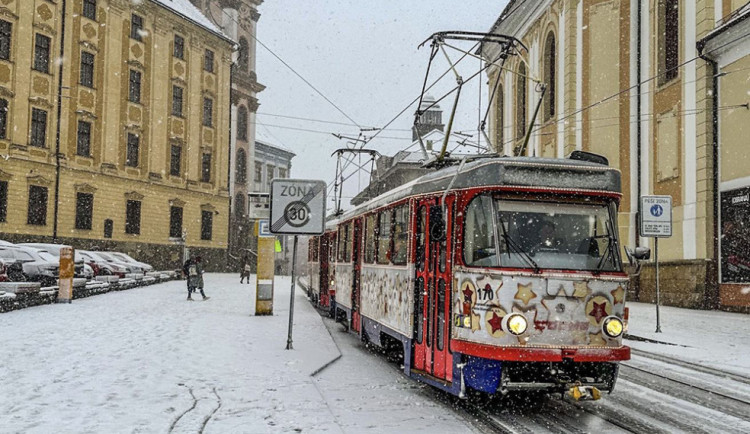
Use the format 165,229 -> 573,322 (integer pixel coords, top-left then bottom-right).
183,255 -> 208,300
240,253 -> 251,284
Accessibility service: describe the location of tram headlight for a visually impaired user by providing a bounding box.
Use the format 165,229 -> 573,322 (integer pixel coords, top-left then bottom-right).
502,313 -> 528,335
602,316 -> 624,338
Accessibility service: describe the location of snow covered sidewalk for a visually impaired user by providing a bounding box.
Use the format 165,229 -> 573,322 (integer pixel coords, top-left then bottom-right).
0,273 -> 475,433
626,301 -> 750,377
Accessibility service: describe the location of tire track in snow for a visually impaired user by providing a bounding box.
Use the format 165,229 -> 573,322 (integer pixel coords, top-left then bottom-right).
169,384 -> 197,433
198,387 -> 222,434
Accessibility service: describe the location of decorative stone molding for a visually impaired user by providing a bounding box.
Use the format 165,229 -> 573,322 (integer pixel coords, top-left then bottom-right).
0,86 -> 15,99
75,109 -> 97,122
200,203 -> 217,212
74,183 -> 97,194
171,76 -> 188,87
124,191 -> 144,201
29,97 -> 53,110
169,198 -> 186,208
0,8 -> 19,21
26,173 -> 52,186
32,22 -> 56,37
126,59 -> 146,71
0,168 -> 12,181
80,40 -> 99,53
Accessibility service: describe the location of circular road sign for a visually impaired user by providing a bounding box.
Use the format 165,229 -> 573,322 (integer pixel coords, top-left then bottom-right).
284,201 -> 311,228
650,204 -> 664,217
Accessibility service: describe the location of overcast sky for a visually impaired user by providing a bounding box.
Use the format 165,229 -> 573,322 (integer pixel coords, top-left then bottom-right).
255,1 -> 510,211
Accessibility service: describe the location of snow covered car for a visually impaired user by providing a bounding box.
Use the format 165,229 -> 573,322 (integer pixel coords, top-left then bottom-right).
107,252 -> 154,273
0,246 -> 59,286
17,243 -> 86,278
80,251 -> 137,276
78,250 -> 117,277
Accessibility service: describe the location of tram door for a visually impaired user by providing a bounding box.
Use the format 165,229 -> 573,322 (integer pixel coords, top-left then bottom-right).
351,218 -> 363,333
413,197 -> 454,380
319,235 -> 330,307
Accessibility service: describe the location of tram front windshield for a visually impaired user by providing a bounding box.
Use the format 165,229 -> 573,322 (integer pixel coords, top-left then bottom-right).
464,196 -> 621,272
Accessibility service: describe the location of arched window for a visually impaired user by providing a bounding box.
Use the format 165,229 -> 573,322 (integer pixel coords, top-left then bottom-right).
515,63 -> 527,143
237,105 -> 247,141
236,148 -> 247,184
543,31 -> 556,121
238,37 -> 249,72
234,193 -> 245,219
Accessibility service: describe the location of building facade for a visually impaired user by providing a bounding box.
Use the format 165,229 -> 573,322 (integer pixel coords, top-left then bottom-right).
190,0 -> 265,262
248,139 -> 293,272
0,0 -> 234,270
483,0 -> 750,311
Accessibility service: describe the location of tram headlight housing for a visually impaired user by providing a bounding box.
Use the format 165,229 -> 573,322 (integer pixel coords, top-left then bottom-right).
502,313 -> 528,335
602,316 -> 624,338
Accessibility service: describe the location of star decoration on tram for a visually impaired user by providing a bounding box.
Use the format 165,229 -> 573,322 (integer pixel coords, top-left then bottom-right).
488,311 -> 504,334
589,301 -> 608,324
611,285 -> 625,305
462,285 -> 474,305
573,281 -> 592,298
514,283 -> 537,305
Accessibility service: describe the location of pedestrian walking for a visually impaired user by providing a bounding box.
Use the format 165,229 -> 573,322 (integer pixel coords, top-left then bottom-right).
183,255 -> 209,301
240,253 -> 252,284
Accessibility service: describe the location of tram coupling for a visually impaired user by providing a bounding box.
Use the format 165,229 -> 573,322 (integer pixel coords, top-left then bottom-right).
568,383 -> 602,401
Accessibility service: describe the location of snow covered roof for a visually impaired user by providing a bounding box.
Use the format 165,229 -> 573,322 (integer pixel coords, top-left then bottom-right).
150,0 -> 233,43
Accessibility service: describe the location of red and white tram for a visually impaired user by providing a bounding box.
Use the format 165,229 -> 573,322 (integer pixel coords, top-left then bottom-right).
306,153 -> 645,398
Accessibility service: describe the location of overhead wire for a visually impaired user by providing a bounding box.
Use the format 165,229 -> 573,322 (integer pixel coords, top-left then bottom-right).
210,7 -> 362,129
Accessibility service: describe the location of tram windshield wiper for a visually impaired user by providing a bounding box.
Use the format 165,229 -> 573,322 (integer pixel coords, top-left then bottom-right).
497,215 -> 540,273
595,220 -> 618,272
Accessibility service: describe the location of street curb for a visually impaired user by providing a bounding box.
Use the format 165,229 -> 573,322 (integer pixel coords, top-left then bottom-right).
297,277 -> 344,377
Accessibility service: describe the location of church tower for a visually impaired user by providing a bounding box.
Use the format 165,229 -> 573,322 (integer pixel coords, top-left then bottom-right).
412,94 -> 445,142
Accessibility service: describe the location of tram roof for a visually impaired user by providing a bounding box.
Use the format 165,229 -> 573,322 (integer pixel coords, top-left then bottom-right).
328,156 -> 621,226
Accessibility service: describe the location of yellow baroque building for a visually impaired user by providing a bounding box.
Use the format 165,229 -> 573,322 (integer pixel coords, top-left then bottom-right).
0,0 -> 234,270
483,0 -> 750,311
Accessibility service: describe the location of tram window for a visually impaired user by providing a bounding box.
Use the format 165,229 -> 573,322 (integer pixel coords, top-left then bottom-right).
463,195 -> 499,267
416,206 -> 426,271
392,205 -> 409,265
344,223 -> 352,262
415,277 -> 424,344
337,224 -> 350,262
439,203 -> 452,272
426,280 -> 433,347
377,210 -> 392,264
364,214 -> 376,264
436,279 -> 445,351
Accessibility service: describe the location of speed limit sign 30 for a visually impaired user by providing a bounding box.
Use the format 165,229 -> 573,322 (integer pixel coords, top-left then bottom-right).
270,179 -> 326,235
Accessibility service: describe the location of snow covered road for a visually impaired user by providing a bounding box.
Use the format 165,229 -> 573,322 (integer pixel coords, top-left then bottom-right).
0,274 -> 475,433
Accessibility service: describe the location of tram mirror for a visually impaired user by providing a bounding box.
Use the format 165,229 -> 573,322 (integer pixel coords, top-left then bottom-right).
632,247 -> 651,261
429,206 -> 446,242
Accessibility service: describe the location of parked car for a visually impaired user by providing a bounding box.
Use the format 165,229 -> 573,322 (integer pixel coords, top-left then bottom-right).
107,252 -> 154,273
79,251 -> 131,277
78,250 -> 117,277
0,246 -> 58,286
17,243 -> 86,278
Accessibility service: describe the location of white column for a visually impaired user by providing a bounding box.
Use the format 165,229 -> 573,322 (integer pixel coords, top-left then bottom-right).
629,0 -> 640,248
575,0 -> 583,151
640,0 -> 651,248
557,7 -> 566,158
683,0 -> 698,259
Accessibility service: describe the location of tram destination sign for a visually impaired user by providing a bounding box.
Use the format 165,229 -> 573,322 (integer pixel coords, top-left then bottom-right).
640,195 -> 672,238
270,179 -> 326,235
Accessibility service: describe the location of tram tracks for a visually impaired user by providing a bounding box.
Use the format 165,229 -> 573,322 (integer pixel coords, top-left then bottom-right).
629,347 -> 750,386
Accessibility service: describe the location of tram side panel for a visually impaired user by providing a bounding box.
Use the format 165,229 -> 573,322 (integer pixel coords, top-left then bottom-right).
359,264 -> 415,346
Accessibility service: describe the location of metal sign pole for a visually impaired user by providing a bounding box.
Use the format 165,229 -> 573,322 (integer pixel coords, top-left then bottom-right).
655,237 -> 662,333
286,235 -> 298,350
